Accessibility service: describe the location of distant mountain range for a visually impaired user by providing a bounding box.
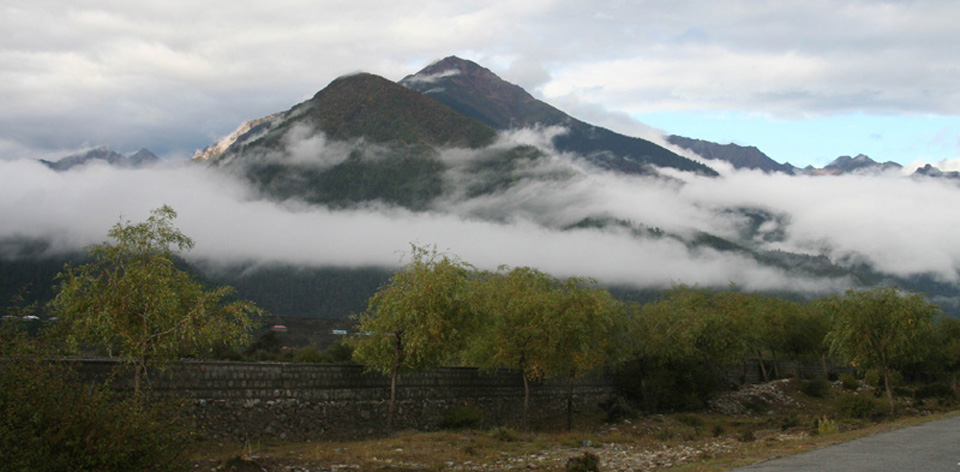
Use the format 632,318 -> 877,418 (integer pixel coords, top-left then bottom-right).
10,56 -> 960,320
41,146 -> 159,171
666,135 -> 794,174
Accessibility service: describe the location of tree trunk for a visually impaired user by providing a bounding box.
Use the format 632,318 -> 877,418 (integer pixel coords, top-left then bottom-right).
882,354 -> 895,415
757,350 -> 769,382
388,368 -> 398,428
566,372 -> 574,432
522,374 -> 531,429
388,332 -> 404,428
771,350 -> 781,379
821,353 -> 830,379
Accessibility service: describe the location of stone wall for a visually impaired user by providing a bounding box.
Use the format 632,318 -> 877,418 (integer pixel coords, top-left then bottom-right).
68,359 -> 617,441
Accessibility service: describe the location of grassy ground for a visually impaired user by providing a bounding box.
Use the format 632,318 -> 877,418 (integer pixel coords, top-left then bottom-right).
189,379 -> 959,471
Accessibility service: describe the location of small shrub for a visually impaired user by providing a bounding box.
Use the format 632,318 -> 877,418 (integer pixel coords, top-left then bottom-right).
565,452 -> 600,472
441,405 -> 484,429
799,378 -> 831,398
674,413 -> 705,429
489,426 -> 520,442
916,383 -> 959,405
815,416 -> 838,436
737,430 -> 756,442
655,428 -> 674,441
711,424 -> 725,437
779,416 -> 801,431
291,346 -> 326,363
598,396 -> 637,423
836,394 -> 882,419
839,374 -> 860,391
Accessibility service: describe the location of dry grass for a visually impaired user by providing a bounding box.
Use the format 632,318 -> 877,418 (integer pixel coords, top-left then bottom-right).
189,380 -> 960,471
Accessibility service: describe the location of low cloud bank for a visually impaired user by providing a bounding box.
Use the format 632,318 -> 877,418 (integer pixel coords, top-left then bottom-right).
2,132 -> 958,293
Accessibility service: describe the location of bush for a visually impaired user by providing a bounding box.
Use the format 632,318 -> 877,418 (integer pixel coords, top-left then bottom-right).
799,378 -> 831,398
836,394 -> 882,419
565,452 -> 600,472
615,357 -> 726,413
0,328 -> 191,471
441,405 -> 484,429
292,345 -> 326,363
915,382 -> 955,401
489,426 -> 521,442
674,413 -> 705,429
815,416 -> 838,435
839,374 -> 860,391
598,396 -> 637,423
780,416 -> 801,431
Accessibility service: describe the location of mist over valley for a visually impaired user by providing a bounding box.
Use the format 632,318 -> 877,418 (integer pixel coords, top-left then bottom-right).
3,57 -> 960,318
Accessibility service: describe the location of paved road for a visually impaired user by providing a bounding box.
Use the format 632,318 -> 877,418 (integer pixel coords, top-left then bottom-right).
730,415 -> 960,471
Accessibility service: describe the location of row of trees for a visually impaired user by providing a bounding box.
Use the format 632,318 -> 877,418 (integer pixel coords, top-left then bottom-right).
352,245 -> 957,422
350,246 -> 623,427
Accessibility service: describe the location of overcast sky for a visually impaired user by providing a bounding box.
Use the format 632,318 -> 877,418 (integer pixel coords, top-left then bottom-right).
2,0 -> 958,167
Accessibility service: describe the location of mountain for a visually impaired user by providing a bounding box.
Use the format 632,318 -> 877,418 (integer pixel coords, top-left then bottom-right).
913,164 -> 960,180
400,56 -> 717,177
810,154 -> 903,175
666,135 -> 793,173
196,72 -> 508,209
42,146 -> 159,171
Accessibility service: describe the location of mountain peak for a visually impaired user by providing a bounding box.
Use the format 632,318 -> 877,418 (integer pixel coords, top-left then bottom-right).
401,57 -> 718,176
41,146 -> 157,171
306,71 -> 496,148
667,135 -> 792,174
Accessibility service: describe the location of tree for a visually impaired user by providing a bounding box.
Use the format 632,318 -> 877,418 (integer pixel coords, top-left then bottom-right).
622,286 -> 753,412
822,287 -> 940,414
550,277 -> 624,430
464,267 -> 623,429
350,244 -> 476,426
51,205 -> 261,395
462,266 -> 559,427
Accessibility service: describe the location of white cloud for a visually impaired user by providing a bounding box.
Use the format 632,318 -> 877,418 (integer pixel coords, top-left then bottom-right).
5,125 -> 959,295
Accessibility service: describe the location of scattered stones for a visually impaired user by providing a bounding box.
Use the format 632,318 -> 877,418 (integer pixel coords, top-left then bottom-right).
709,379 -> 799,415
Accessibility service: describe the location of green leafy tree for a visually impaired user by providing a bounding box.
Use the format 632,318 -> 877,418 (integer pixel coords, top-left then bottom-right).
550,276 -> 624,430
463,266 -> 559,426
351,244 -> 476,425
51,205 -> 261,395
822,287 -> 940,414
622,286 -> 754,412
464,268 -> 623,428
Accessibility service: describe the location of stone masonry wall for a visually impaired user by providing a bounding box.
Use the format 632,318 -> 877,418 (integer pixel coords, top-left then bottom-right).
68,359 -> 617,441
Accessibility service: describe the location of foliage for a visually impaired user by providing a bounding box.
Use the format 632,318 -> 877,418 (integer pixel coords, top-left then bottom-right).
836,394 -> 883,419
50,205 -> 261,394
351,244 -> 477,423
598,396 -> 638,423
0,326 -> 191,472
799,378 -> 831,398
617,286 -> 759,413
839,374 -> 860,391
914,382 -> 954,401
815,416 -> 838,435
564,452 -> 600,472
488,426 -> 522,442
822,287 -> 939,414
441,405 -> 485,430
462,267 -> 624,427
